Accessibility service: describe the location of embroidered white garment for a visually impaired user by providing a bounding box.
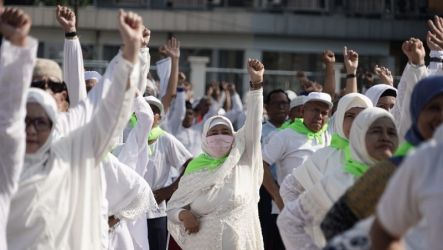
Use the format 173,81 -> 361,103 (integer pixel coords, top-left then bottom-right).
167,89 -> 264,250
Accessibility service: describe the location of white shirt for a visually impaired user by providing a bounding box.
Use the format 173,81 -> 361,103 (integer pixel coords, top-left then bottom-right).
377,138 -> 443,250
144,132 -> 192,218
0,37 -> 37,250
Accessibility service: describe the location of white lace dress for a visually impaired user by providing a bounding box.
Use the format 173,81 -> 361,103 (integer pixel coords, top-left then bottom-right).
166,89 -> 264,250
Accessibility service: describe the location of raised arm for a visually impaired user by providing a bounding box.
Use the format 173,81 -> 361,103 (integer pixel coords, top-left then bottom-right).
56,5 -> 87,107
165,89 -> 186,135
160,37 -> 180,113
391,38 -> 427,140
343,46 -> 358,94
0,7 -> 37,224
322,50 -> 336,98
70,10 -> 142,162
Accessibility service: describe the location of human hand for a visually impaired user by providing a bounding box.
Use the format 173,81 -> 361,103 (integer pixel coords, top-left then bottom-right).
322,50 -> 335,65
56,5 -> 76,33
153,187 -> 173,204
427,15 -> 443,51
401,38 -> 425,65
179,210 -> 200,234
374,65 -> 394,86
141,26 -> 151,47
118,9 -> 143,63
343,46 -> 358,74
0,7 -> 31,47
247,58 -> 264,85
159,37 -> 180,59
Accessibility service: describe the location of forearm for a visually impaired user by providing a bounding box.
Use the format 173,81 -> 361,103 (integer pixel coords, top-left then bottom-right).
0,37 -> 38,195
90,55 -> 139,161
323,63 -> 336,98
370,218 -> 401,250
138,47 -> 151,93
162,57 -> 179,113
64,37 -> 87,107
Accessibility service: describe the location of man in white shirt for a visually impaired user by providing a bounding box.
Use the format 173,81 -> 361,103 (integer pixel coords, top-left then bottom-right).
144,96 -> 192,250
259,89 -> 290,250
262,92 -> 333,213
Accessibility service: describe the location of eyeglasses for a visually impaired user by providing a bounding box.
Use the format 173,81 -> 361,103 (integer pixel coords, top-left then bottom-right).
25,117 -> 52,132
31,79 -> 67,93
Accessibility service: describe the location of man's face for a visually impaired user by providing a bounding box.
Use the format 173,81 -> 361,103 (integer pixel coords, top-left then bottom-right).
265,92 -> 290,124
31,76 -> 69,112
182,108 -> 194,128
85,79 -> 97,92
302,101 -> 330,132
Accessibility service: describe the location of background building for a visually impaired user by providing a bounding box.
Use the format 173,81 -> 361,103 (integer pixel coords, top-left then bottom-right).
9,0 -> 443,96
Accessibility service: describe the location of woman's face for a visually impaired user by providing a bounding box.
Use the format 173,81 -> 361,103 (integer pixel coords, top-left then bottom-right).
417,93 -> 443,140
207,124 -> 232,137
376,96 -> 396,111
25,103 -> 52,154
365,117 -> 399,161
342,107 -> 365,139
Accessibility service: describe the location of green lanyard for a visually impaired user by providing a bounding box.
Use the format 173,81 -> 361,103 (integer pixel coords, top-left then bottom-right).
393,141 -> 414,157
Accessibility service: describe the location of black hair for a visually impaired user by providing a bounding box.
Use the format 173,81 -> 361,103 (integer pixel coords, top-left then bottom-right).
150,105 -> 161,115
185,101 -> 193,110
265,89 -> 289,105
380,89 -> 397,98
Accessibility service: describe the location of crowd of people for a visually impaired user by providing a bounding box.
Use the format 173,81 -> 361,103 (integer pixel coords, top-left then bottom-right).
1,3 -> 443,250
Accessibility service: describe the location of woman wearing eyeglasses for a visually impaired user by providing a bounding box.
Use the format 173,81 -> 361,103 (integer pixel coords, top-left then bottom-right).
6,10 -> 143,250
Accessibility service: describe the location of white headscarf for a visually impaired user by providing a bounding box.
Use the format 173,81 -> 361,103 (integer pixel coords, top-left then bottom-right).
364,84 -> 397,106
84,71 -> 102,81
333,93 -> 373,139
349,107 -> 395,165
22,88 -> 59,181
201,115 -> 235,155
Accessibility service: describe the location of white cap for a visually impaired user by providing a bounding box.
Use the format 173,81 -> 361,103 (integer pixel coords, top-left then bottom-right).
303,92 -> 333,108
285,90 -> 297,101
290,96 -> 305,109
144,95 -> 164,114
84,71 -> 102,81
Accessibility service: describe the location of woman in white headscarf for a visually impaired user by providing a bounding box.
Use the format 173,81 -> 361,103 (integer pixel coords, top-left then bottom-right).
279,93 -> 373,205
166,59 -> 265,250
7,25 -> 138,249
277,107 -> 399,250
364,84 -> 397,111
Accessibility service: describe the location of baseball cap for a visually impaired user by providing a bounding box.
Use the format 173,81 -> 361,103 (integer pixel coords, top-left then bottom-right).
303,92 -> 333,108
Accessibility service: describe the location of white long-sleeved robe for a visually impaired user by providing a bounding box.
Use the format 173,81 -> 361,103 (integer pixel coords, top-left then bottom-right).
7,54 -> 139,250
0,37 -> 38,250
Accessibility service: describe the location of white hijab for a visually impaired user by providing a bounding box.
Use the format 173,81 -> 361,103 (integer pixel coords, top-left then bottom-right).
349,107 -> 395,165
22,88 -> 59,181
333,93 -> 373,139
364,84 -> 397,106
201,115 -> 235,156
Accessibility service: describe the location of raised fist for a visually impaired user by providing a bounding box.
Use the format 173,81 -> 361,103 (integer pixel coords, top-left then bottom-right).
56,5 -> 76,33
141,26 -> 151,47
0,7 -> 31,47
343,46 -> 358,74
322,50 -> 335,64
247,58 -> 264,85
118,9 -> 143,63
402,38 -> 425,65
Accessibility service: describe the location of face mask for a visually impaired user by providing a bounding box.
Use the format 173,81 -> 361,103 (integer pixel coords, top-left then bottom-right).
205,134 -> 234,158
